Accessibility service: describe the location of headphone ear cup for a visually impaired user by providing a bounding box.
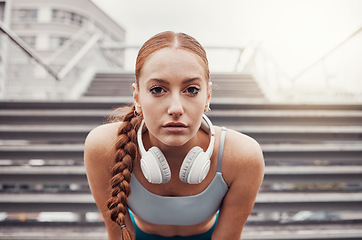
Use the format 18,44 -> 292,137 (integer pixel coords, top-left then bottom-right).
179,147 -> 210,184
140,147 -> 171,184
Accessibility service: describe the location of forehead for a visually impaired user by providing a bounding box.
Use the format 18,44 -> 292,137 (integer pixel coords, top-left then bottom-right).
139,47 -> 208,83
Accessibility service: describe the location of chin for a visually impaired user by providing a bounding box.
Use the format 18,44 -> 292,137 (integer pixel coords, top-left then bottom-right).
160,136 -> 191,147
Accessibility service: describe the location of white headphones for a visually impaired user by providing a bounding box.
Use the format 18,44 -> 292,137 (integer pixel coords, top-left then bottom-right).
137,114 -> 215,184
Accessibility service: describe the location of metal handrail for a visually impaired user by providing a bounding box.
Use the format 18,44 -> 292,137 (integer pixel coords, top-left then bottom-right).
57,34 -> 100,80
1,21 -> 104,82
242,25 -> 362,103
0,21 -> 60,81
45,27 -> 89,65
291,26 -> 362,82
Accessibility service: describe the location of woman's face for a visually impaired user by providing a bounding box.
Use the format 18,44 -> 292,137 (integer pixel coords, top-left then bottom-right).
134,47 -> 211,148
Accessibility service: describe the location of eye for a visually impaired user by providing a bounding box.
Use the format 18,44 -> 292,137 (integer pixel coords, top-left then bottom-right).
184,86 -> 200,96
149,86 -> 166,96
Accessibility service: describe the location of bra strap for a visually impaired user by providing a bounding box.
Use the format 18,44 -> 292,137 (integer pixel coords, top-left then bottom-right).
217,127 -> 227,172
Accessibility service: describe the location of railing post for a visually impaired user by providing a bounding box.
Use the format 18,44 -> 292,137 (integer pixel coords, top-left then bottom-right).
57,34 -> 100,80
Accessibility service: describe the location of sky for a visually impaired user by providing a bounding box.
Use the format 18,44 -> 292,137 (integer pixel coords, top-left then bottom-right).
92,0 -> 362,77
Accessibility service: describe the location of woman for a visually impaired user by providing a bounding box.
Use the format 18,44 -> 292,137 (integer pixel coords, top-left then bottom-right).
84,31 -> 264,240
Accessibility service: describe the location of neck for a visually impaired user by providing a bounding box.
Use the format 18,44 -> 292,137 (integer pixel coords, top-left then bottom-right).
143,129 -> 209,162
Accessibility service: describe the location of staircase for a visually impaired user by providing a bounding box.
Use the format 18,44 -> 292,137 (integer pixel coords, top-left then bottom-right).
83,72 -> 135,98
83,72 -> 266,101
1,72 -> 362,239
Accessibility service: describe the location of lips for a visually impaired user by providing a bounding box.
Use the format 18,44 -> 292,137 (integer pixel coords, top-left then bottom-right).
163,122 -> 187,133
163,122 -> 187,128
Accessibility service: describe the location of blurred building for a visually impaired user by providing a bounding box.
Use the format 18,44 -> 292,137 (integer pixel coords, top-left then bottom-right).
0,0 -> 126,99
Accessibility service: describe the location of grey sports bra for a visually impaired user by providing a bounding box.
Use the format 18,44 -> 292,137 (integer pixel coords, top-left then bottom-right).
128,127 -> 229,226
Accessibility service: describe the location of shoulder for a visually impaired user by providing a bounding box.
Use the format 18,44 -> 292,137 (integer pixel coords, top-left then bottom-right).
220,127 -> 264,186
84,122 -> 122,165
84,122 -> 122,193
85,122 -> 121,148
211,128 -> 264,238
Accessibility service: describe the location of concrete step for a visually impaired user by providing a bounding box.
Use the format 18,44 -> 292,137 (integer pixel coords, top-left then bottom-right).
0,125 -> 94,142
0,143 -> 361,165
0,99 -> 132,110
1,222 -> 362,240
1,109 -> 361,126
0,144 -> 84,161
86,72 -> 265,98
264,165 -> 362,184
208,110 -> 362,126
262,143 -> 362,165
1,125 -> 362,144
1,165 -> 361,185
2,100 -> 361,111
0,192 -> 361,212
234,126 -> 362,144
0,109 -> 111,125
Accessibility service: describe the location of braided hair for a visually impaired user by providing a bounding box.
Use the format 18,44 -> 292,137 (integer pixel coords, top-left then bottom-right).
106,105 -> 141,238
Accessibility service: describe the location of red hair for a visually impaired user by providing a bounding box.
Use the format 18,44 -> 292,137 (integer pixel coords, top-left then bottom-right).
135,31 -> 210,83
107,31 -> 209,239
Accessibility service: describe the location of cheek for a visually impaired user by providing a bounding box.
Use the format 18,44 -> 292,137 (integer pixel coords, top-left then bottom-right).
142,102 -> 160,116
138,90 -> 157,112
139,96 -> 165,121
190,96 -> 207,111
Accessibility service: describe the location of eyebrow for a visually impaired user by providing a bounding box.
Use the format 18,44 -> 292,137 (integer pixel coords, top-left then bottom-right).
147,77 -> 202,85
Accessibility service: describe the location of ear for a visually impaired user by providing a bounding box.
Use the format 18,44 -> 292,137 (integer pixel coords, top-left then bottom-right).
206,81 -> 212,105
204,82 -> 212,112
132,83 -> 142,113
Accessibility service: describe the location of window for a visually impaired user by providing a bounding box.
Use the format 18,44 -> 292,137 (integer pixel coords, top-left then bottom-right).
18,9 -> 38,21
52,9 -> 85,26
52,9 -> 67,22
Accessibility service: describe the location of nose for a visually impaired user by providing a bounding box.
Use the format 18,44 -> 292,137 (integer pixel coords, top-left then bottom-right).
167,94 -> 184,117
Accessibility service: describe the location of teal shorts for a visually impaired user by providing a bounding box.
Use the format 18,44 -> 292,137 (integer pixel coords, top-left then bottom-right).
128,210 -> 217,240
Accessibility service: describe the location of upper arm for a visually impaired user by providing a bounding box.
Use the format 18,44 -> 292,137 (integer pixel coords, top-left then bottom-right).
84,123 -> 135,240
212,130 -> 264,240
